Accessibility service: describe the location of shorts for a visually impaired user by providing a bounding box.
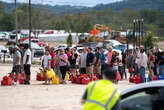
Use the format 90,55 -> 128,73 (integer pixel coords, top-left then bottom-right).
24,64 -> 31,75
86,66 -> 93,74
93,65 -> 101,75
12,65 -> 21,74
70,64 -> 78,69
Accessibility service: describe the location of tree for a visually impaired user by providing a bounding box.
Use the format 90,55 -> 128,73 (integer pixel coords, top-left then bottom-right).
0,14 -> 14,31
67,34 -> 73,47
142,33 -> 157,50
140,9 -> 159,24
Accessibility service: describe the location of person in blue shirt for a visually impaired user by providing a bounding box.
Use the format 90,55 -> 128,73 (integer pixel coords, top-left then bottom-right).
100,48 -> 108,78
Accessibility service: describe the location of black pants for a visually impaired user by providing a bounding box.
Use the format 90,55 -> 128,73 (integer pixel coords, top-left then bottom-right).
80,68 -> 86,74
60,66 -> 67,80
24,64 -> 31,75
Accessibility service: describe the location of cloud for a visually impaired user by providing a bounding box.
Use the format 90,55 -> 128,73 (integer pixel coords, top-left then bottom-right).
0,0 -> 123,7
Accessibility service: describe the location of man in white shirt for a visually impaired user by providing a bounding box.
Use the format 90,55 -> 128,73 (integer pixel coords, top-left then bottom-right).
23,44 -> 32,84
79,47 -> 87,74
138,48 -> 148,83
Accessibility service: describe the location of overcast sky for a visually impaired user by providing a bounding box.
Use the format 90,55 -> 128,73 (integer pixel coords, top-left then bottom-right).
0,0 -> 123,7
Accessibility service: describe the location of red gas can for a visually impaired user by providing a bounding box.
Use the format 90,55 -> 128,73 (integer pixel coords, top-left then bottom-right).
153,75 -> 158,80
135,75 -> 141,84
1,80 -> 8,85
3,76 -> 8,81
71,76 -> 77,83
82,77 -> 90,85
129,76 -> 135,83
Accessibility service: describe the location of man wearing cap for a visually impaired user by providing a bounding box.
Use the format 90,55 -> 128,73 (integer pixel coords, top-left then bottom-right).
11,46 -> 21,85
81,68 -> 120,110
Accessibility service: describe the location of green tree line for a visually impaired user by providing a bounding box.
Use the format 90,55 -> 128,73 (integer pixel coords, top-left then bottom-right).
0,2 -> 164,37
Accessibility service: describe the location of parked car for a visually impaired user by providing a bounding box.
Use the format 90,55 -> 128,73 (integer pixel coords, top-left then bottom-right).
22,39 -> 50,47
120,80 -> 164,110
0,32 -> 9,40
76,47 -> 84,55
105,40 -> 122,47
113,44 -> 134,52
57,44 -> 67,49
30,43 -> 45,57
0,45 -> 10,58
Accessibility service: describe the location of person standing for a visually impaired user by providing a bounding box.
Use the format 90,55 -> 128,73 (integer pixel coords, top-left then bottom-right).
18,43 -> 25,73
100,48 -> 107,75
50,47 -> 55,69
94,47 -> 101,79
159,52 -> 164,75
81,68 -> 120,110
59,49 -> 68,84
154,47 -> 160,75
42,48 -> 51,85
86,47 -> 96,80
127,50 -> 134,77
121,52 -> 127,79
138,49 -> 148,83
79,47 -> 87,74
106,46 -> 113,68
23,44 -> 32,85
54,49 -> 62,83
11,46 -> 21,85
69,48 -> 78,76
148,50 -> 155,80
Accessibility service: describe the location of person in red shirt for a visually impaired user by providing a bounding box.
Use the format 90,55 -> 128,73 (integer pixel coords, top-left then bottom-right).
106,46 -> 113,68
149,50 -> 155,80
50,47 -> 55,69
66,48 -> 71,61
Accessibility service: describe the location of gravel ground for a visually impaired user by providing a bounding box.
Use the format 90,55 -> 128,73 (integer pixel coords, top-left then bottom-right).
0,64 -> 134,110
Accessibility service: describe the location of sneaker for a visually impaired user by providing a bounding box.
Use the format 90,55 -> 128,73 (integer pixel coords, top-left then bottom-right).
24,80 -> 28,84
26,81 -> 30,85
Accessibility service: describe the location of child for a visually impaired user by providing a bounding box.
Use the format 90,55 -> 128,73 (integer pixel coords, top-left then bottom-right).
42,48 -> 52,85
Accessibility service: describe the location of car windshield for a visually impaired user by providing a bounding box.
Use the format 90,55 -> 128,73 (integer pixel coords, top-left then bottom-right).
120,87 -> 164,110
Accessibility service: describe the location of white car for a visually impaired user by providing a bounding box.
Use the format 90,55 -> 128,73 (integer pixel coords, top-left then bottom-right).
57,44 -> 67,49
0,45 -> 10,58
76,47 -> 84,55
105,40 -> 122,47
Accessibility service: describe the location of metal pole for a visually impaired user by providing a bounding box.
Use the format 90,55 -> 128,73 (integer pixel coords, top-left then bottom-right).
133,20 -> 136,49
126,30 -> 129,55
29,0 -> 32,49
138,20 -> 141,47
15,0 -> 18,44
141,19 -> 144,45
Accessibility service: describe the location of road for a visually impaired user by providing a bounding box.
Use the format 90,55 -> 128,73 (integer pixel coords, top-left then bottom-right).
0,64 -> 134,110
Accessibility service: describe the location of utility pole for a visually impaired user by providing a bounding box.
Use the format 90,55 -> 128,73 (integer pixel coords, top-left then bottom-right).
138,20 -> 141,47
133,19 -> 136,49
14,0 -> 18,44
29,0 -> 32,49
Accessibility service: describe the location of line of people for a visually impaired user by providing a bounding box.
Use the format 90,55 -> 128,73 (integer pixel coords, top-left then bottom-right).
46,46 -> 125,84
127,46 -> 164,83
11,43 -> 164,85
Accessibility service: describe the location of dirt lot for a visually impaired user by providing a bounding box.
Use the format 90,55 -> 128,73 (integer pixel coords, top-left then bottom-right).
0,64 -> 134,110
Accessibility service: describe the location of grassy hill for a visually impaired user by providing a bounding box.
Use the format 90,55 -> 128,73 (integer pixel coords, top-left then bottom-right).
1,0 -> 164,14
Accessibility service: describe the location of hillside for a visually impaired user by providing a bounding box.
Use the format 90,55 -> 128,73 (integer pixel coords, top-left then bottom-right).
1,0 -> 164,14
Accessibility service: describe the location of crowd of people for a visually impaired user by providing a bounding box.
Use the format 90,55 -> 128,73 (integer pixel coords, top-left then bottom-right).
11,43 -> 164,85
